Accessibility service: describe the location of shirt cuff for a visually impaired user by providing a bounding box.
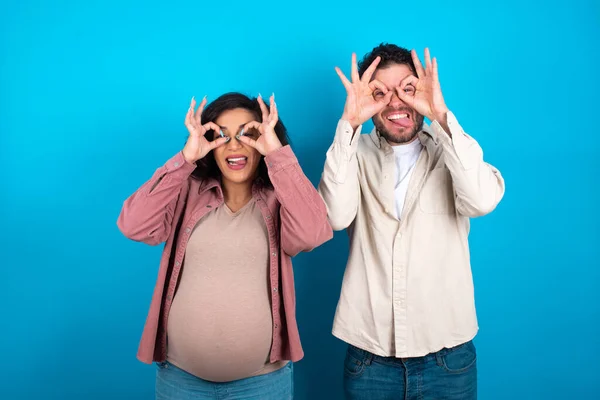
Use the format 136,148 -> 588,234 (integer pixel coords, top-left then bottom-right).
165,152 -> 197,174
335,120 -> 362,147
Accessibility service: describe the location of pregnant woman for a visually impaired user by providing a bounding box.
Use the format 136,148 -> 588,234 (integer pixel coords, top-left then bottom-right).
117,92 -> 332,399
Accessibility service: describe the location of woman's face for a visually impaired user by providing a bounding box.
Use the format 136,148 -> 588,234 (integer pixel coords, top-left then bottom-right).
212,108 -> 262,186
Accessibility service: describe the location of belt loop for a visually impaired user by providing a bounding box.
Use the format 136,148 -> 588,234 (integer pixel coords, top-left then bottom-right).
364,350 -> 374,366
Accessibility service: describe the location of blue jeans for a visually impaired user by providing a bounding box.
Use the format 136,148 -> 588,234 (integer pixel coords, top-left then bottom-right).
155,361 -> 293,400
343,341 -> 477,400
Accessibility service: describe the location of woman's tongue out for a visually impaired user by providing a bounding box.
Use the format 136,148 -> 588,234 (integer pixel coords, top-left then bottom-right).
226,156 -> 248,171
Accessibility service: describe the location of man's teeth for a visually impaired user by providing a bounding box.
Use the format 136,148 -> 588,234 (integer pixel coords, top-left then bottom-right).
388,114 -> 409,120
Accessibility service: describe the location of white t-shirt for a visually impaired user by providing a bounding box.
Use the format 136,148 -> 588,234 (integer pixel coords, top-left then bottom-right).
393,139 -> 423,219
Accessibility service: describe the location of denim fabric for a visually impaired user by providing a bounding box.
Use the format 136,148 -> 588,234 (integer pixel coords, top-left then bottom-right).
343,341 -> 477,400
156,361 -> 293,400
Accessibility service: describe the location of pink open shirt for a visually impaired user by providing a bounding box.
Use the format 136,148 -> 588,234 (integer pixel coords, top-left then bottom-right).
117,145 -> 333,364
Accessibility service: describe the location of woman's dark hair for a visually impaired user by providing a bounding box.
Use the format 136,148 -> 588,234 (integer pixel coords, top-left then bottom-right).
192,92 -> 291,188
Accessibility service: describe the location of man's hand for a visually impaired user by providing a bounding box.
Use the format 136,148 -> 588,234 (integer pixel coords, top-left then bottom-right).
396,48 -> 450,133
336,53 -> 393,131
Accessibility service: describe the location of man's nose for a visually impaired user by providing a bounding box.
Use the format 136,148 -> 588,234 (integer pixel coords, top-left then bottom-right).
388,90 -> 405,108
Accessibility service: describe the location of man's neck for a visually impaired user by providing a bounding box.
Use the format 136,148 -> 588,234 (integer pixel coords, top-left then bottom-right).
388,134 -> 420,147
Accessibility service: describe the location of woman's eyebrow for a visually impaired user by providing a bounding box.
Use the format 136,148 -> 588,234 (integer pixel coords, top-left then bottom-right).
218,121 -> 255,131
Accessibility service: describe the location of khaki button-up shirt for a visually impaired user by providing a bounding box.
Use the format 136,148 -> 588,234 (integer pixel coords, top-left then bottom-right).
318,112 -> 505,358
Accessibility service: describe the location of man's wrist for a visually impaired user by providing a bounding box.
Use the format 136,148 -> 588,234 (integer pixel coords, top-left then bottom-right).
432,110 -> 451,137
432,110 -> 448,125
341,115 -> 360,132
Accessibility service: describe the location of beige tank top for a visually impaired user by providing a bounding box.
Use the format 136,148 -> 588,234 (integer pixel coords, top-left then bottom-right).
166,199 -> 286,382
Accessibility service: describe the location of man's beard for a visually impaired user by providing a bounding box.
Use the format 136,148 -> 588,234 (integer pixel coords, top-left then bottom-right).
373,113 -> 424,145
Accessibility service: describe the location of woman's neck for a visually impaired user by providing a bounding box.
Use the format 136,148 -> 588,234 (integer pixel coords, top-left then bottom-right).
221,179 -> 253,212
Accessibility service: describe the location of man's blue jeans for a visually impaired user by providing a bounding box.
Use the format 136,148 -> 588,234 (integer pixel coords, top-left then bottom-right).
343,340 -> 477,400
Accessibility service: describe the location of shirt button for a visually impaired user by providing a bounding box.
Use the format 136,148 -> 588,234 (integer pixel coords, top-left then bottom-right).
185,227 -> 191,233
274,324 -> 279,329
174,162 -> 180,167
273,287 -> 278,292
271,252 -> 277,257
175,261 -> 181,267
266,215 -> 271,220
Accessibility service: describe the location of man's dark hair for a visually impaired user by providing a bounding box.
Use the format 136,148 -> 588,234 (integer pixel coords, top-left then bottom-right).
193,92 -> 290,188
358,43 -> 416,78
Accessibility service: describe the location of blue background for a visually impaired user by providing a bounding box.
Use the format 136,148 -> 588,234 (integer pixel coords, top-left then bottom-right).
2,0 -> 599,398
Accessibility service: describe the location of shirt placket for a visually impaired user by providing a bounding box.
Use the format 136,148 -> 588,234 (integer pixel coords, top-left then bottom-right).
390,150 -> 409,355
380,148 -> 396,216
254,192 -> 282,360
392,148 -> 432,356
392,228 -> 408,355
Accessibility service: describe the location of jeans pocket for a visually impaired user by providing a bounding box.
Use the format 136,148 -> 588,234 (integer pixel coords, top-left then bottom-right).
343,345 -> 366,378
437,341 -> 477,373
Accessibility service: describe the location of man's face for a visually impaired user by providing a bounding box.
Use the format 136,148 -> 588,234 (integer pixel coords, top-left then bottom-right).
371,63 -> 424,145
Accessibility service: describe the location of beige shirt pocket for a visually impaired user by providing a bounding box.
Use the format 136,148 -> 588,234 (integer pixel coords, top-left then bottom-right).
418,168 -> 455,215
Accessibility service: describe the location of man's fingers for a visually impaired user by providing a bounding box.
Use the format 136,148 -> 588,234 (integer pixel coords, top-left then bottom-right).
432,57 -> 440,86
399,74 -> 419,90
411,49 -> 426,78
351,53 -> 360,82
396,74 -> 418,106
424,48 -> 432,72
361,56 -> 381,83
368,79 -> 388,93
335,67 -> 352,91
379,91 -> 393,105
396,86 -> 415,107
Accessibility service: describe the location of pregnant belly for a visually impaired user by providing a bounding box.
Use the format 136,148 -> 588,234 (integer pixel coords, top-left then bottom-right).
166,281 -> 275,382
